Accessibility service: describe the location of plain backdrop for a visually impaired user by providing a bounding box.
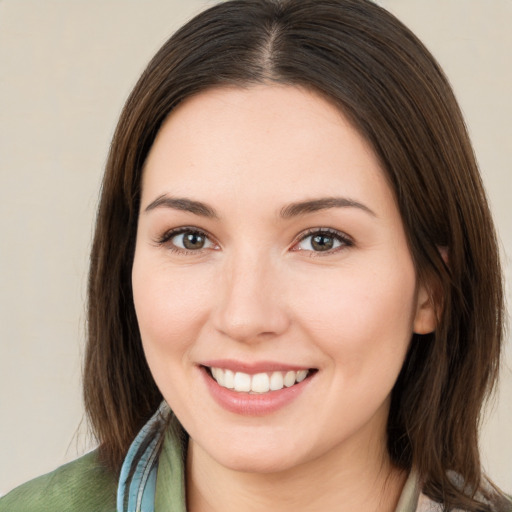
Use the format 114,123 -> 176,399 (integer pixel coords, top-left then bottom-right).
0,0 -> 511,496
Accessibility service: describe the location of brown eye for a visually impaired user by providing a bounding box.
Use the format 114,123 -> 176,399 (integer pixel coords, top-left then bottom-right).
311,234 -> 334,251
294,229 -> 352,253
167,229 -> 215,251
182,232 -> 206,250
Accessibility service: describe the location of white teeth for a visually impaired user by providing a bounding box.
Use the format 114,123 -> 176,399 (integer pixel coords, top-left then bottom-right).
209,367 -> 311,393
284,371 -> 296,387
269,371 -> 284,391
211,367 -> 224,386
251,373 -> 270,393
234,372 -> 251,392
224,369 -> 235,389
296,370 -> 308,383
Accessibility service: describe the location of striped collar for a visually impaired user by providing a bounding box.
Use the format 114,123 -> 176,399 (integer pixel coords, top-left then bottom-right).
117,403 -> 441,512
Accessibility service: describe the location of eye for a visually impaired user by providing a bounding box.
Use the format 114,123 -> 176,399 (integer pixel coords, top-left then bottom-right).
293,229 -> 352,253
158,228 -> 216,252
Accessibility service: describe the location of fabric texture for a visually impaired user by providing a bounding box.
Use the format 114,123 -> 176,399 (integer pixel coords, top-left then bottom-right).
154,418 -> 187,512
0,450 -> 117,512
117,404 -> 169,511
116,402 -> 187,512
1,404 -> 487,512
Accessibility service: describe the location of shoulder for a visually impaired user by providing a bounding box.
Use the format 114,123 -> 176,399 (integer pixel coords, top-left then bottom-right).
0,450 -> 117,512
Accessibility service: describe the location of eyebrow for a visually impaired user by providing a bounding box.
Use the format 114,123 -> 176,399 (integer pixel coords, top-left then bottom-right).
144,195 -> 219,218
144,195 -> 376,219
280,197 -> 376,218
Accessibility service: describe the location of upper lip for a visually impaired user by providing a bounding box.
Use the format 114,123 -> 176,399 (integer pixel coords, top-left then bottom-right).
200,359 -> 314,374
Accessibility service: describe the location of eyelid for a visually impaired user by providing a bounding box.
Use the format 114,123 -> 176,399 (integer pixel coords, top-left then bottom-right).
291,227 -> 354,254
155,226 -> 218,252
154,226 -> 353,255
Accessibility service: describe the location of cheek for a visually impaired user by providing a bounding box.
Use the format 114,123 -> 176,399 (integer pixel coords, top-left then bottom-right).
291,259 -> 417,373
131,255 -> 213,362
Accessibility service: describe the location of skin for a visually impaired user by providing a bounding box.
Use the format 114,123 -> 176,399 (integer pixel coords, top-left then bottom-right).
132,85 -> 436,512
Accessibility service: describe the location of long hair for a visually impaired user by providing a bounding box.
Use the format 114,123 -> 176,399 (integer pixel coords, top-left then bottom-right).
83,1 -> 508,510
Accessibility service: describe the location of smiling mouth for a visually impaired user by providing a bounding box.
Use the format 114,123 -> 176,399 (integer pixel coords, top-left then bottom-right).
204,366 -> 316,394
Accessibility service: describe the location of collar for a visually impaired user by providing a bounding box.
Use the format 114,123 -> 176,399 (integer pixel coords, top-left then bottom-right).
117,402 -> 172,512
117,403 -> 433,512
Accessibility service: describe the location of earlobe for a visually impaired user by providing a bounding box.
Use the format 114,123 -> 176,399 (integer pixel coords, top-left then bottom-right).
413,285 -> 438,335
413,247 -> 448,335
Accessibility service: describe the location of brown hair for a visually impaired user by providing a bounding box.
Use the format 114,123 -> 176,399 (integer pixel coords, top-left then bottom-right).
83,0 -> 508,509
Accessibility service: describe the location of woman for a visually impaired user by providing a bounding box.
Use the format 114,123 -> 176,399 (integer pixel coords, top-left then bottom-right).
1,0 -> 510,511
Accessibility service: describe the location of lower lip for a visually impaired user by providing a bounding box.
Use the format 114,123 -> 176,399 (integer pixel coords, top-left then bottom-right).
200,366 -> 314,416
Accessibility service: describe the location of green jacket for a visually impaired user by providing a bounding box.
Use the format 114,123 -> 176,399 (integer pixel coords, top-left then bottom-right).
0,417 -> 187,512
0,450 -> 117,512
4,409 -> 504,512
0,433 -> 422,512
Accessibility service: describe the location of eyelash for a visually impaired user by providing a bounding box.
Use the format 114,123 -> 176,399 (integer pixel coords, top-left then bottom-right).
155,226 -> 353,256
155,226 -> 218,255
292,228 -> 354,256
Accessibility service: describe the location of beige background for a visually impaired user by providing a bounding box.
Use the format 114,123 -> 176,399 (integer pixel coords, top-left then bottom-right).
0,0 -> 510,496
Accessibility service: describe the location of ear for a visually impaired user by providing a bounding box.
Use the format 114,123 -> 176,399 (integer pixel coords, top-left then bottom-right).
413,283 -> 437,335
413,247 -> 447,334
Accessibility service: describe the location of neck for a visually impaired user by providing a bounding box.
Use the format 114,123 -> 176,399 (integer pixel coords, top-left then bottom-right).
186,431 -> 406,512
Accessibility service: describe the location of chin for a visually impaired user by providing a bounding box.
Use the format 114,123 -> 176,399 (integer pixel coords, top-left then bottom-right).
213,448 -> 304,474
192,429 -> 310,474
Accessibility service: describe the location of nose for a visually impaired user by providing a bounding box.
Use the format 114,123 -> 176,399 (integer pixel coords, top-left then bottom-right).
212,251 -> 290,344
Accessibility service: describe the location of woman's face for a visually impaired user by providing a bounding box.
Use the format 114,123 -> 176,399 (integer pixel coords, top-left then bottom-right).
132,85 -> 435,474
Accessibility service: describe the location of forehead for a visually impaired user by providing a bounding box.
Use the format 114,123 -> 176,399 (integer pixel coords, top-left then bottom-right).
141,85 -> 392,215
